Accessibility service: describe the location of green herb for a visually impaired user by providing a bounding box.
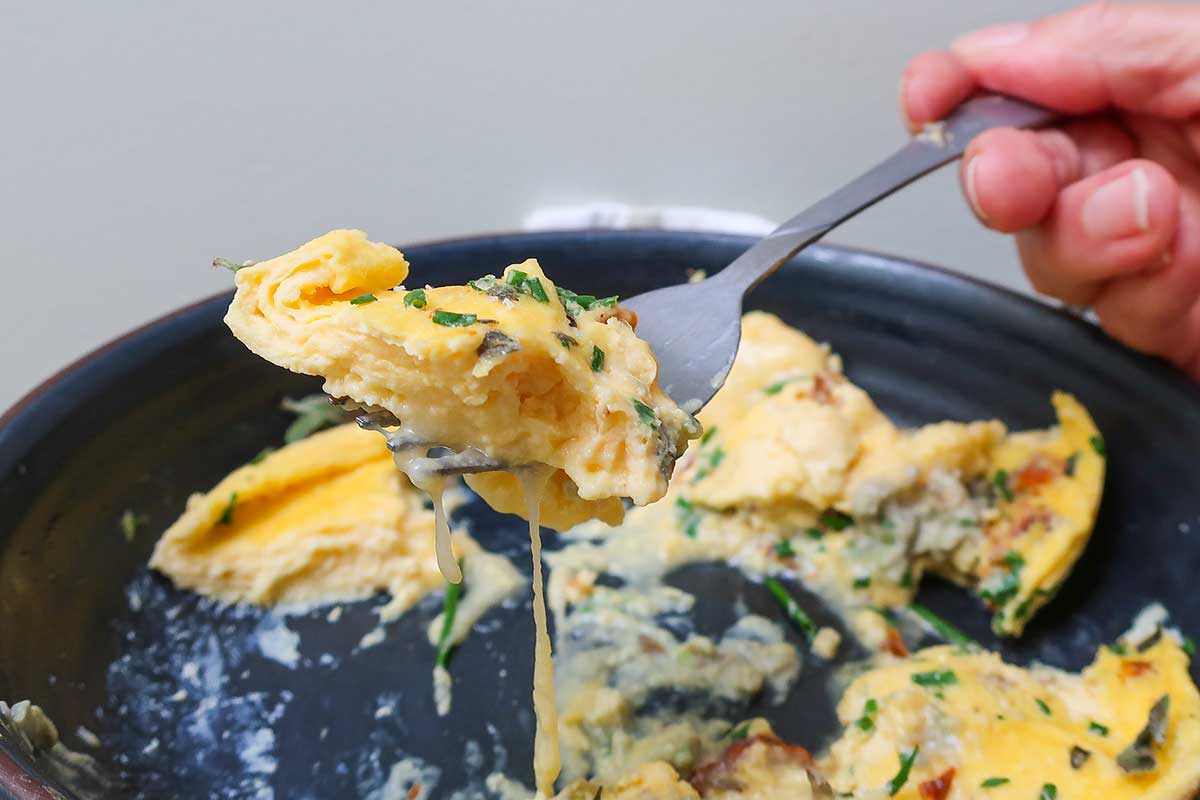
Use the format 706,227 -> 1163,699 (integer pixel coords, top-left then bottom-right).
249,446 -> 276,465
1064,451 -> 1080,476
434,563 -> 464,668
909,603 -> 975,648
980,777 -> 1010,788
675,497 -> 702,539
993,469 -> 1014,502
853,576 -> 871,590
727,722 -> 750,741
1184,637 -> 1196,658
886,747 -> 919,796
1090,435 -> 1106,457
282,394 -> 347,443
1036,698 -> 1052,716
1070,745 -> 1091,769
764,376 -> 803,395
403,288 -> 427,308
765,577 -> 817,641
554,332 -> 577,348
1117,695 -> 1169,773
213,257 -> 253,272
806,527 -> 825,540
591,346 -> 605,372
855,699 -> 878,732
431,310 -> 478,327
119,510 -> 145,542
217,492 -> 238,526
556,286 -> 618,317
1108,643 -> 1129,656
1004,551 -> 1025,569
349,293 -> 377,305
775,539 -> 795,558
1040,784 -> 1057,800
506,269 -> 528,286
632,398 -> 659,429
958,517 -> 979,527
911,670 -> 958,687
1089,721 -> 1109,737
701,426 -> 718,445
900,569 -> 913,589
820,510 -> 854,531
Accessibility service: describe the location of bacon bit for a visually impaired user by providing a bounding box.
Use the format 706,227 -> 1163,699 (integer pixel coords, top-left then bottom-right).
689,735 -> 813,794
596,305 -> 637,329
918,768 -> 956,800
884,626 -> 910,657
1120,660 -> 1155,679
812,372 -> 835,405
1013,454 -> 1063,491
406,785 -> 421,800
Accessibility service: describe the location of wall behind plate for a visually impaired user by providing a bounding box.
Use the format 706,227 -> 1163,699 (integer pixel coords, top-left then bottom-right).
1,0 -> 1074,408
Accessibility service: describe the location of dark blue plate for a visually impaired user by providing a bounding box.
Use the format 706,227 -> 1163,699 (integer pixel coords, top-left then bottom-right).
2,231 -> 1198,798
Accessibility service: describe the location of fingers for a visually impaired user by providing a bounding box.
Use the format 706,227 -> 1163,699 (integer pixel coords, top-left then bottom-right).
899,50 -> 974,131
958,119 -> 1137,233
950,3 -> 1200,118
1017,159 -> 1181,307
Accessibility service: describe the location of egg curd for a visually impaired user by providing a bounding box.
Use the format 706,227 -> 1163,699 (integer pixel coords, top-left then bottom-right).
224,229 -> 699,532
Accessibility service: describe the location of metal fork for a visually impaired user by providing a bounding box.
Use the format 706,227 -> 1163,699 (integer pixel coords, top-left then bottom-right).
623,93 -> 1059,411
336,399 -> 507,476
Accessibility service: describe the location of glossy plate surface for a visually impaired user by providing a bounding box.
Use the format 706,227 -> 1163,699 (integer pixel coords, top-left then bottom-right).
1,231 -> 1198,798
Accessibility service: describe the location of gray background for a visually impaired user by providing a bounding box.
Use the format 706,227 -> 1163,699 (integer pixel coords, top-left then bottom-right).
2,0 -> 1075,409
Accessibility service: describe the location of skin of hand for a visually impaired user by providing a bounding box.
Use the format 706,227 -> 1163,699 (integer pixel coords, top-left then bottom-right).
899,2 -> 1200,379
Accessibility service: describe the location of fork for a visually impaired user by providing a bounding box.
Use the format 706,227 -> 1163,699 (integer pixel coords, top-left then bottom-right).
342,94 -> 1057,476
623,93 -> 1059,411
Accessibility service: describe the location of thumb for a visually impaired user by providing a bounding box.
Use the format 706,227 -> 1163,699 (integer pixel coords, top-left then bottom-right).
951,3 -> 1200,118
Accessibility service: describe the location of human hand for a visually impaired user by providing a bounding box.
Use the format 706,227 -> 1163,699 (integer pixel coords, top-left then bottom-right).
900,3 -> 1200,378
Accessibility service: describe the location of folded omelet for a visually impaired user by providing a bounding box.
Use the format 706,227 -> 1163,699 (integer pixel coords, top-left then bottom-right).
676,311 -> 1104,637
825,635 -> 1200,799
225,229 -> 699,529
149,423 -> 508,620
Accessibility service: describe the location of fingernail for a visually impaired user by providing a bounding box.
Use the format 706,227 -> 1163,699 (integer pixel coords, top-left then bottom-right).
964,157 -> 988,222
952,23 -> 1030,54
1082,168 -> 1151,239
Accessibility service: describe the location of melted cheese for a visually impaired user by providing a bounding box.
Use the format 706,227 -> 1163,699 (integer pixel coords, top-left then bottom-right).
825,640 -> 1200,799
224,229 -> 699,530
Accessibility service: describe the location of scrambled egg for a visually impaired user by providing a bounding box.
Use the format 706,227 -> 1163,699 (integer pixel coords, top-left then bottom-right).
675,311 -> 1105,637
224,229 -> 698,529
149,422 -> 515,621
825,636 -> 1200,799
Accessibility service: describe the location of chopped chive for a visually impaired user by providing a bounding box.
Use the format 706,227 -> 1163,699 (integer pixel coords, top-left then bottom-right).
701,426 -> 718,445
555,286 -> 620,316
806,527 -> 825,540
1004,550 -> 1026,569
554,332 -> 577,348
886,747 -> 919,796
217,492 -> 238,526
403,288 -> 427,308
525,277 -> 549,302
727,722 -> 750,741
1184,637 -> 1196,658
911,670 -> 958,687
900,569 -> 913,589
1116,695 -> 1169,773
855,698 -> 878,731
591,345 -> 605,372
349,293 -> 377,305
213,257 -> 253,272
506,269 -> 528,287
1040,784 -> 1057,800
853,576 -> 871,590
765,577 -> 816,641
431,310 -> 477,327
958,517 -> 979,527
1089,721 -> 1109,737
1036,698 -> 1052,716
820,510 -> 854,531
993,469 -> 1014,502
909,603 -> 975,648
249,446 -> 276,465
632,399 -> 659,429
1089,435 -> 1106,457
119,509 -> 145,542
775,539 -> 795,558
980,777 -> 1010,788
1064,451 -> 1080,476
674,497 -> 701,539
1109,643 -> 1129,656
435,562 -> 464,668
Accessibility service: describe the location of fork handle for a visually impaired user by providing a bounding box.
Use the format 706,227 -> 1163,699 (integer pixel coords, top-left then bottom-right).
715,94 -> 1060,293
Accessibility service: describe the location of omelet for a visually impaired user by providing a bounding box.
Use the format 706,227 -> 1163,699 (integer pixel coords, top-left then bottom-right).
673,311 -> 1104,638
224,229 -> 699,530
825,634 -> 1200,799
149,422 -> 517,621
